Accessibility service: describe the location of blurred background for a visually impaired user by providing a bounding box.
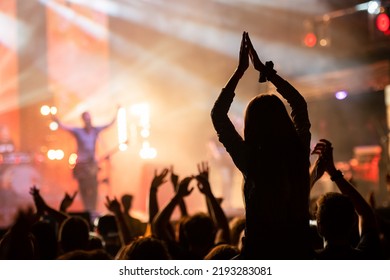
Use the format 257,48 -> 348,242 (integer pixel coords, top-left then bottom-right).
0,0 -> 389,227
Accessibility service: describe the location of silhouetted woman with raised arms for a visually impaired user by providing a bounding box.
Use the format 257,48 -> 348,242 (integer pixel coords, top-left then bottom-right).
211,32 -> 312,259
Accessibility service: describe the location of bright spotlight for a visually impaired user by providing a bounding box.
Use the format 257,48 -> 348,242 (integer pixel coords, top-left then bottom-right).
140,128 -> 150,138
47,149 -> 64,160
139,141 -> 157,159
40,105 -> 51,116
117,107 -> 128,147
47,149 -> 56,160
69,153 -> 78,165
368,1 -> 380,15
50,106 -> 58,115
55,149 -> 64,160
335,90 -> 348,100
119,142 -> 128,151
131,103 -> 150,116
49,121 -> 59,131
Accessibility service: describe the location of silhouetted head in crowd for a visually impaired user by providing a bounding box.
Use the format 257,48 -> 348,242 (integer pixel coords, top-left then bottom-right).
244,94 -> 297,147
117,236 -> 171,260
95,214 -> 118,238
0,230 -> 37,260
31,220 -> 58,260
88,233 -> 104,251
58,248 -> 112,260
316,192 -> 357,244
204,244 -> 240,260
58,216 -> 90,254
94,214 -> 121,257
0,209 -> 38,260
182,213 -> 216,258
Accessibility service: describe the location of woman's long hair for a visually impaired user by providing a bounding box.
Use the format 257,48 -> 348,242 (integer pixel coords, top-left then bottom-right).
244,94 -> 297,148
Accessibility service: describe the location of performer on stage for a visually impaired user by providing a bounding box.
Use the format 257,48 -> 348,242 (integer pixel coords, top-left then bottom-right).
53,109 -> 118,213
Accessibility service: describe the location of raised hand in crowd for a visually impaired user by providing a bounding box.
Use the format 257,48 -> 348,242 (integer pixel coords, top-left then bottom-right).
311,139 -> 378,234
176,176 -> 194,198
152,176 -> 194,242
196,161 -> 230,244
29,185 -> 47,217
246,32 -> 277,83
170,165 -> 179,189
29,185 -> 68,225
170,165 -> 188,217
149,168 -> 169,224
59,191 -> 78,213
223,31 -> 249,91
104,196 -> 122,215
310,153 -> 326,189
104,196 -> 131,246
311,139 -> 383,259
120,194 -> 147,239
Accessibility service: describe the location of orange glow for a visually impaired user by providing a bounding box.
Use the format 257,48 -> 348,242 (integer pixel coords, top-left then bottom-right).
0,0 -> 20,151
46,0 -> 110,111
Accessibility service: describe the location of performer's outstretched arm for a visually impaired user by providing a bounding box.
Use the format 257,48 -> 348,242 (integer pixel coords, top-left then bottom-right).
52,114 -> 73,131
100,106 -> 120,130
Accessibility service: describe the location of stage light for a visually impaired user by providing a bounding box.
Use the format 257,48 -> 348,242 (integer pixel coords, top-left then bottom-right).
49,121 -> 59,131
40,105 -> 51,116
50,106 -> 58,115
131,103 -> 149,117
130,124 -> 138,145
368,1 -> 380,15
319,38 -> 329,47
55,149 -> 64,160
139,141 -> 157,159
47,149 -> 64,160
117,107 -> 128,149
376,12 -> 390,33
119,142 -> 128,151
335,90 -> 348,100
68,153 -> 77,165
303,32 -> 317,48
47,149 -> 56,160
140,128 -> 150,138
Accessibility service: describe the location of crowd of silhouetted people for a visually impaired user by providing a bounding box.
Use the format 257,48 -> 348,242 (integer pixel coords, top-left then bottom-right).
1,32 -> 389,260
